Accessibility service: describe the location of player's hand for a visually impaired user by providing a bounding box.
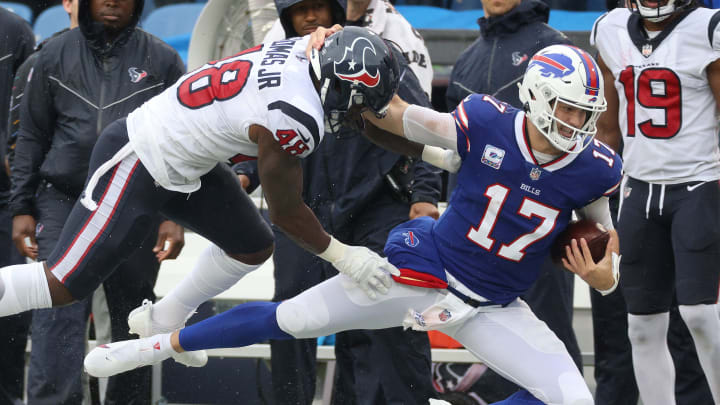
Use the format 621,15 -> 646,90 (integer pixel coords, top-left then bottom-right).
331,244 -> 400,299
409,202 -> 439,220
12,214 -> 38,260
153,220 -> 185,262
421,146 -> 462,173
561,228 -> 619,292
237,174 -> 251,191
306,24 -> 343,59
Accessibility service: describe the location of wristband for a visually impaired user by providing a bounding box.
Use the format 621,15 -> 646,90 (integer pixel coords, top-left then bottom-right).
596,252 -> 621,296
317,236 -> 347,263
421,145 -> 445,168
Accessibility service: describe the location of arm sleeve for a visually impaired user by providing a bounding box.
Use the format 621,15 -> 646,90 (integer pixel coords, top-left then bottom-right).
9,54 -> 56,217
402,105 -> 458,152
576,196 -> 614,231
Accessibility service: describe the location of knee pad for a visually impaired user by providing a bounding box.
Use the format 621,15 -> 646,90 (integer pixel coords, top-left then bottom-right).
275,298 -> 330,338
627,312 -> 668,346
679,304 -> 717,337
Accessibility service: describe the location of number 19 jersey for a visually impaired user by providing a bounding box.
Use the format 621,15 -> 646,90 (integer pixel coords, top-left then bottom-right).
126,37 -> 324,193
433,95 -> 622,304
592,7 -> 720,184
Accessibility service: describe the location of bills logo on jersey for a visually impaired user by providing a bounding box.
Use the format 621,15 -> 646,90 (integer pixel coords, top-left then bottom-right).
403,231 -> 419,247
528,53 -> 574,78
481,144 -> 505,170
128,67 -> 148,83
334,37 -> 380,87
438,309 -> 452,322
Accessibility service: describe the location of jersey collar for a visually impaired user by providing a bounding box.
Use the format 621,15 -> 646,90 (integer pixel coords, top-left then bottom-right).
514,111 -> 579,171
626,8 -> 694,58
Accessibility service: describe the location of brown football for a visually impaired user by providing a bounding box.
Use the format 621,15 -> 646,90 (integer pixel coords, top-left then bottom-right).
551,219 -> 609,264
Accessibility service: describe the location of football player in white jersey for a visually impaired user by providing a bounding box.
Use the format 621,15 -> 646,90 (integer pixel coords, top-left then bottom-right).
592,1 -> 720,404
0,27 -> 445,366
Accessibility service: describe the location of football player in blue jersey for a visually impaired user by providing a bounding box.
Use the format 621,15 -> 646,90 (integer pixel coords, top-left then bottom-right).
83,36 -> 622,404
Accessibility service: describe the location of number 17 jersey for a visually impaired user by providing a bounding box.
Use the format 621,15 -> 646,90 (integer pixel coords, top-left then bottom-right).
433,95 -> 622,304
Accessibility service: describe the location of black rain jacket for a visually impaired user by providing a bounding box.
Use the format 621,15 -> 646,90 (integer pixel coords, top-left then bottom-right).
9,0 -> 185,216
445,0 -> 571,111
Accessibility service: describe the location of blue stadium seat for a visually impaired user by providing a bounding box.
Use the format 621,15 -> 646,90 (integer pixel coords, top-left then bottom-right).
1,1 -> 32,22
141,3 -> 205,39
33,5 -> 69,42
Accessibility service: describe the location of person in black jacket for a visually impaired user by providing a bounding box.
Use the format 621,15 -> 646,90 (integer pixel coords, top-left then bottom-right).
9,0 -> 186,404
443,0 -> 583,399
235,1 -> 441,403
0,8 -> 34,405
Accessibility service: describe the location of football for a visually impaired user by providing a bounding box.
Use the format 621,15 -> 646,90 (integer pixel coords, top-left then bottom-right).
551,219 -> 610,264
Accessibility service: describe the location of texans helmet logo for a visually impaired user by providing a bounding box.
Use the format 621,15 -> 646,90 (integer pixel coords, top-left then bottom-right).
334,37 -> 380,87
528,53 -> 575,78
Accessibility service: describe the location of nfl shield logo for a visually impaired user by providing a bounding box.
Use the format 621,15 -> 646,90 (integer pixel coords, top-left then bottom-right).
530,167 -> 541,181
624,186 -> 632,199
642,44 -> 653,57
438,309 -> 452,322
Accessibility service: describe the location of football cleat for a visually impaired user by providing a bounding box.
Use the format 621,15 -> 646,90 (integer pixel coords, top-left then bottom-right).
84,338 -> 172,378
128,299 -> 208,367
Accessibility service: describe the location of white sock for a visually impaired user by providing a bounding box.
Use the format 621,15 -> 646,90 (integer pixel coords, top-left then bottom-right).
678,304 -> 720,402
0,262 -> 52,317
152,244 -> 261,328
628,312 -> 675,405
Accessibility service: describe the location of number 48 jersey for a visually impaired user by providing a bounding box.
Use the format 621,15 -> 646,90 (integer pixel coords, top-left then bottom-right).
591,7 -> 720,184
433,95 -> 622,304
126,37 -> 324,193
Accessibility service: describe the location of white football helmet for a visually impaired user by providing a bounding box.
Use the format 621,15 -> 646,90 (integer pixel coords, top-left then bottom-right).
628,0 -> 692,23
518,44 -> 607,154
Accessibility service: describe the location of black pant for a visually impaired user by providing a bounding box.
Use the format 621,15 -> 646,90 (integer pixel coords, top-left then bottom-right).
270,193 -> 433,405
0,205 -> 30,405
591,193 -> 713,404
26,182 -> 159,405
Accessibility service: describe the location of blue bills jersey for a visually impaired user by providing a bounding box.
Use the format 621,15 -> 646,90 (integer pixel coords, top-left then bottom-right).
433,94 -> 622,304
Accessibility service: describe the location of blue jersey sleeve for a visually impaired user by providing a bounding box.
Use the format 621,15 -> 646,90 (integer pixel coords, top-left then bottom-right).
451,94 -> 515,161
586,139 -> 623,203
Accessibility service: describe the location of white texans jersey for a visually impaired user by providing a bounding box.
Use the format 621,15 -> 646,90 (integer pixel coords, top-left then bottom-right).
127,36 -> 323,193
592,7 -> 720,184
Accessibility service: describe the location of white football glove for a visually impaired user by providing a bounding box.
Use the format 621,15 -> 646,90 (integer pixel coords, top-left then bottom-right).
421,145 -> 462,173
318,237 -> 400,299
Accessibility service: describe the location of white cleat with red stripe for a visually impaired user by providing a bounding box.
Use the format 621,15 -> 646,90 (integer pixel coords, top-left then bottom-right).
84,337 -> 173,378
128,300 -> 208,367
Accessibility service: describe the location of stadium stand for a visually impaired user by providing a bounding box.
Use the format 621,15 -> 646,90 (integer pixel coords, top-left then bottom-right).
141,3 -> 206,64
0,1 -> 31,22
32,5 -> 68,42
141,3 -> 205,38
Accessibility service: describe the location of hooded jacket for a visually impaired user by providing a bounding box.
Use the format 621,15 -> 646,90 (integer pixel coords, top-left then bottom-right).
10,0 -> 185,217
445,0 -> 570,111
